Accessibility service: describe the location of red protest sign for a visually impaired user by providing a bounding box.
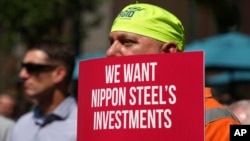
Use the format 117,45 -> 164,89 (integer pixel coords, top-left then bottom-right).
77,52 -> 204,141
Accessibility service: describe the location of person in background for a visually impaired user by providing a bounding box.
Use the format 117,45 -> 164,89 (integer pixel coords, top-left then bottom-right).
228,99 -> 250,124
0,92 -> 17,120
10,40 -> 77,141
0,115 -> 15,141
106,2 -> 240,141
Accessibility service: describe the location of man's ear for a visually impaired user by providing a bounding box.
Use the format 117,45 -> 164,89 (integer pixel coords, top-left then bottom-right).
161,42 -> 179,53
53,65 -> 67,84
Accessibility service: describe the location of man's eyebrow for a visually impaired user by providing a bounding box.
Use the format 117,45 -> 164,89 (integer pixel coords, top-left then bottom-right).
109,34 -> 126,41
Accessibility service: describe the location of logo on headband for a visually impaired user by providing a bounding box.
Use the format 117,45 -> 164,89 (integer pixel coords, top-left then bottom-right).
118,6 -> 145,18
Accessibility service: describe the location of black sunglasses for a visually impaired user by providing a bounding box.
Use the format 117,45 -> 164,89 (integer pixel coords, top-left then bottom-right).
21,63 -> 57,73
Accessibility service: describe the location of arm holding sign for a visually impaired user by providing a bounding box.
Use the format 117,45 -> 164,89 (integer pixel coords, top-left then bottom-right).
106,2 -> 240,141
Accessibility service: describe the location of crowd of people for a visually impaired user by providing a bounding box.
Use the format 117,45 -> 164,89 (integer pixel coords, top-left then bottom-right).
0,2 -> 248,141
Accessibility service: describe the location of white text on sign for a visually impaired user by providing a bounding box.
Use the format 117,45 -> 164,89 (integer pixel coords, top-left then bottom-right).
92,62 -> 177,130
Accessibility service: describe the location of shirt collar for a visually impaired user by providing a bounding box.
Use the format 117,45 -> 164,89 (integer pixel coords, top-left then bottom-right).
33,95 -> 76,126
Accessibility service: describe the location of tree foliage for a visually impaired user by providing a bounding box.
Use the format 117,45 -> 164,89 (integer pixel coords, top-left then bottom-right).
0,0 -> 104,48
195,0 -> 240,33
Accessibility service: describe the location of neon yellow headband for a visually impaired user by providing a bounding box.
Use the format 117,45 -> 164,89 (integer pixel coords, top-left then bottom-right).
111,3 -> 185,51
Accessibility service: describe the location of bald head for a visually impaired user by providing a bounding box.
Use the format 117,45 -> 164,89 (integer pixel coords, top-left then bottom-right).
0,93 -> 17,118
228,100 -> 250,124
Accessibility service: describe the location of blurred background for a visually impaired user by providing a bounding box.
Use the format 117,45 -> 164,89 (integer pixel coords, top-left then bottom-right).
0,0 -> 250,119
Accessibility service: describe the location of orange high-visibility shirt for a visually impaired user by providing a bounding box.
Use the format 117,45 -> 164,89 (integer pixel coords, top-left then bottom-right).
205,87 -> 240,141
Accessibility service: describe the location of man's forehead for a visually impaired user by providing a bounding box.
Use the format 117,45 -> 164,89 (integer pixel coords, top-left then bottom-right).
23,50 -> 48,63
110,31 -> 143,39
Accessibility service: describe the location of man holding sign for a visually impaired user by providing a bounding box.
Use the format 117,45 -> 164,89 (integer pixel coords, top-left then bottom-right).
106,2 -> 240,141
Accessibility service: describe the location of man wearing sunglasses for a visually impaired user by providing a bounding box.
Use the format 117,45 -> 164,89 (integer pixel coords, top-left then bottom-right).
10,40 -> 77,141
